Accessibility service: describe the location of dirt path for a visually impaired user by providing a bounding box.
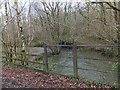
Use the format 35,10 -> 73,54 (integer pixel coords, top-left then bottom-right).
2,64 -> 112,88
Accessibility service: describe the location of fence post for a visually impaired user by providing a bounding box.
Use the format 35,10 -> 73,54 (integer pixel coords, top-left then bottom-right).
24,52 -> 29,65
21,51 -> 24,65
73,44 -> 78,78
118,1 -> 120,89
9,47 -> 13,62
44,45 -> 48,72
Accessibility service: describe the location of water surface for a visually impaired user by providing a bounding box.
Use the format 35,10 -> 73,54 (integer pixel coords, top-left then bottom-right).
48,48 -> 118,86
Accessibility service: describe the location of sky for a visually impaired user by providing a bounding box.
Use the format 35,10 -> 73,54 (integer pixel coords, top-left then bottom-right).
0,0 -> 85,15
0,0 -> 119,15
0,0 -> 83,11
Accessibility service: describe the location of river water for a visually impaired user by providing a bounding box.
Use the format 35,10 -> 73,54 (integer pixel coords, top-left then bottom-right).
47,48 -> 118,86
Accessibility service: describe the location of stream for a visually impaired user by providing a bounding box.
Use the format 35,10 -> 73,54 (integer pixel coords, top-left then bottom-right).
29,47 -> 118,86
47,48 -> 118,86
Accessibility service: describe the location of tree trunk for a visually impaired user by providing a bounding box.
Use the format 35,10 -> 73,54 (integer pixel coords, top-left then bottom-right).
14,0 -> 26,65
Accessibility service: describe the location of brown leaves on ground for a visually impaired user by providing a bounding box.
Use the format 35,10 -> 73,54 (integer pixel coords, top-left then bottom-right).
2,64 -> 112,89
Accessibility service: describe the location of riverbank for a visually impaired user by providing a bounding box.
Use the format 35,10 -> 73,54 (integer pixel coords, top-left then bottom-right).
61,45 -> 118,58
29,45 -> 118,58
2,64 -> 113,88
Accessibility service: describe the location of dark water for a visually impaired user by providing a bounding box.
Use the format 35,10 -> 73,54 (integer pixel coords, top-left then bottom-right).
48,49 -> 118,86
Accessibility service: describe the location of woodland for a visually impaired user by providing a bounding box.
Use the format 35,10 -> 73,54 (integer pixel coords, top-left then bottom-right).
1,0 -> 120,88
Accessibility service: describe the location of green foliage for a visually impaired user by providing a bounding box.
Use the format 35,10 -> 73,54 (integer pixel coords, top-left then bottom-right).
102,47 -> 118,57
109,62 -> 118,70
95,47 -> 118,57
35,55 -> 44,61
112,62 -> 118,70
48,63 -> 57,71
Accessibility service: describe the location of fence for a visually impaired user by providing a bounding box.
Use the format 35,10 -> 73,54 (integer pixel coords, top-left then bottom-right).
44,45 -> 119,75
2,44 -> 119,87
